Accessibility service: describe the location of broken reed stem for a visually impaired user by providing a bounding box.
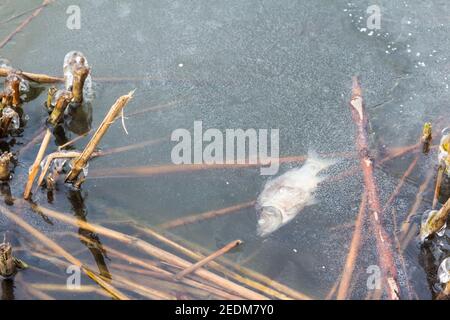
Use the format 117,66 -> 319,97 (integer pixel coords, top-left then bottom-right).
58,130 -> 92,150
31,246 -> 168,300
23,128 -> 52,200
422,122 -> 432,154
128,99 -> 186,117
0,204 -> 128,300
72,65 -> 90,103
0,0 -> 53,49
399,170 -> 434,249
0,68 -> 62,84
29,203 -> 268,300
175,240 -> 242,280
88,144 -> 417,180
132,223 -> 312,300
325,277 -> 340,300
73,233 -> 243,300
391,208 -> 415,300
99,205 -> 311,299
48,91 -> 72,125
0,152 -> 13,181
5,72 -> 21,106
382,155 -> 419,213
160,201 -> 255,229
30,284 -> 110,297
37,151 -> 81,187
98,136 -> 167,157
432,165 -> 444,210
336,193 -> 367,300
65,90 -> 135,183
17,127 -> 46,155
348,76 -> 400,300
421,196 -> 450,240
0,3 -> 49,26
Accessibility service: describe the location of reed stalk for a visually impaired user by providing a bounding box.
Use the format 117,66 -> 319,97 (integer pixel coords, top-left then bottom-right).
175,240 -> 242,280
37,151 -> 81,187
48,91 -> 72,125
4,72 -> 21,106
420,196 -> 450,241
160,201 -> 255,229
336,193 -> 366,300
348,76 -> 400,299
23,128 -> 52,199
65,90 -> 135,184
432,165 -> 444,210
0,0 -> 53,49
0,152 -> 13,181
29,203 -> 269,300
0,203 -> 129,300
132,223 -> 312,300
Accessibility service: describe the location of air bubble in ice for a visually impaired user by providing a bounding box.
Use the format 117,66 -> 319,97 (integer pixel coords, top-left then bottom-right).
438,257 -> 450,284
420,210 -> 447,242
63,51 -> 94,102
0,58 -> 12,69
68,161 -> 89,177
2,107 -> 20,130
19,78 -> 30,93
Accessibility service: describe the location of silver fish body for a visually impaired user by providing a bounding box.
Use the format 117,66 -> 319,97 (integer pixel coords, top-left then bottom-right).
256,151 -> 335,237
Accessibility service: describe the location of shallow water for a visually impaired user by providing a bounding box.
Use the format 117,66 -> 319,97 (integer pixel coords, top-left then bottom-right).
0,0 -> 449,299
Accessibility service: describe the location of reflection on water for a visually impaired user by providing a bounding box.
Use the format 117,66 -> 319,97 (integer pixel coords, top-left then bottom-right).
0,0 -> 449,299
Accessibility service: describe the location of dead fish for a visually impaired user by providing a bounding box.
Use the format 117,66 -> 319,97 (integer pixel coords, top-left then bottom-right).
256,151 -> 336,237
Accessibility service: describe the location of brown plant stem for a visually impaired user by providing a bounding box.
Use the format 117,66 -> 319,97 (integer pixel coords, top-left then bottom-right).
65,90 -> 135,184
325,277 -> 340,300
0,3 -> 49,26
382,155 -> 419,213
0,152 -> 13,181
23,129 -> 52,199
128,99 -> 186,117
399,170 -> 434,248
71,65 -> 90,103
37,151 -> 81,187
98,136 -> 167,157
17,127 -> 46,155
0,68 -> 62,84
0,0 -> 53,49
58,130 -> 91,150
132,223 -> 311,300
336,193 -> 367,300
175,240 -> 242,280
5,72 -> 21,106
160,201 -> 255,229
75,234 -> 244,300
0,204 -> 128,300
48,91 -> 72,125
421,196 -> 450,241
29,203 -> 268,300
432,165 -> 444,210
348,76 -> 400,300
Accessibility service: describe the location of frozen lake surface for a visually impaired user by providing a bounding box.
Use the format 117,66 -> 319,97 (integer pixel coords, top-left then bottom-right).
0,0 -> 449,299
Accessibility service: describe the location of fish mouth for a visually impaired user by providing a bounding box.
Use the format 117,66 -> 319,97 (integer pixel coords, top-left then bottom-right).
257,206 -> 283,237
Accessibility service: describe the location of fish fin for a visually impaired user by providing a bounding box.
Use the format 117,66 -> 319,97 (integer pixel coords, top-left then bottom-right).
305,149 -> 338,173
307,196 -> 319,206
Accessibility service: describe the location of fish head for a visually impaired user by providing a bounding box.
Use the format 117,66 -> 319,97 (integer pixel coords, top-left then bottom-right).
257,206 -> 283,237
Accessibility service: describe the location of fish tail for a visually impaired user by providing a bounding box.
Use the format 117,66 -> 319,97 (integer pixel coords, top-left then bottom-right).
305,150 -> 338,174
